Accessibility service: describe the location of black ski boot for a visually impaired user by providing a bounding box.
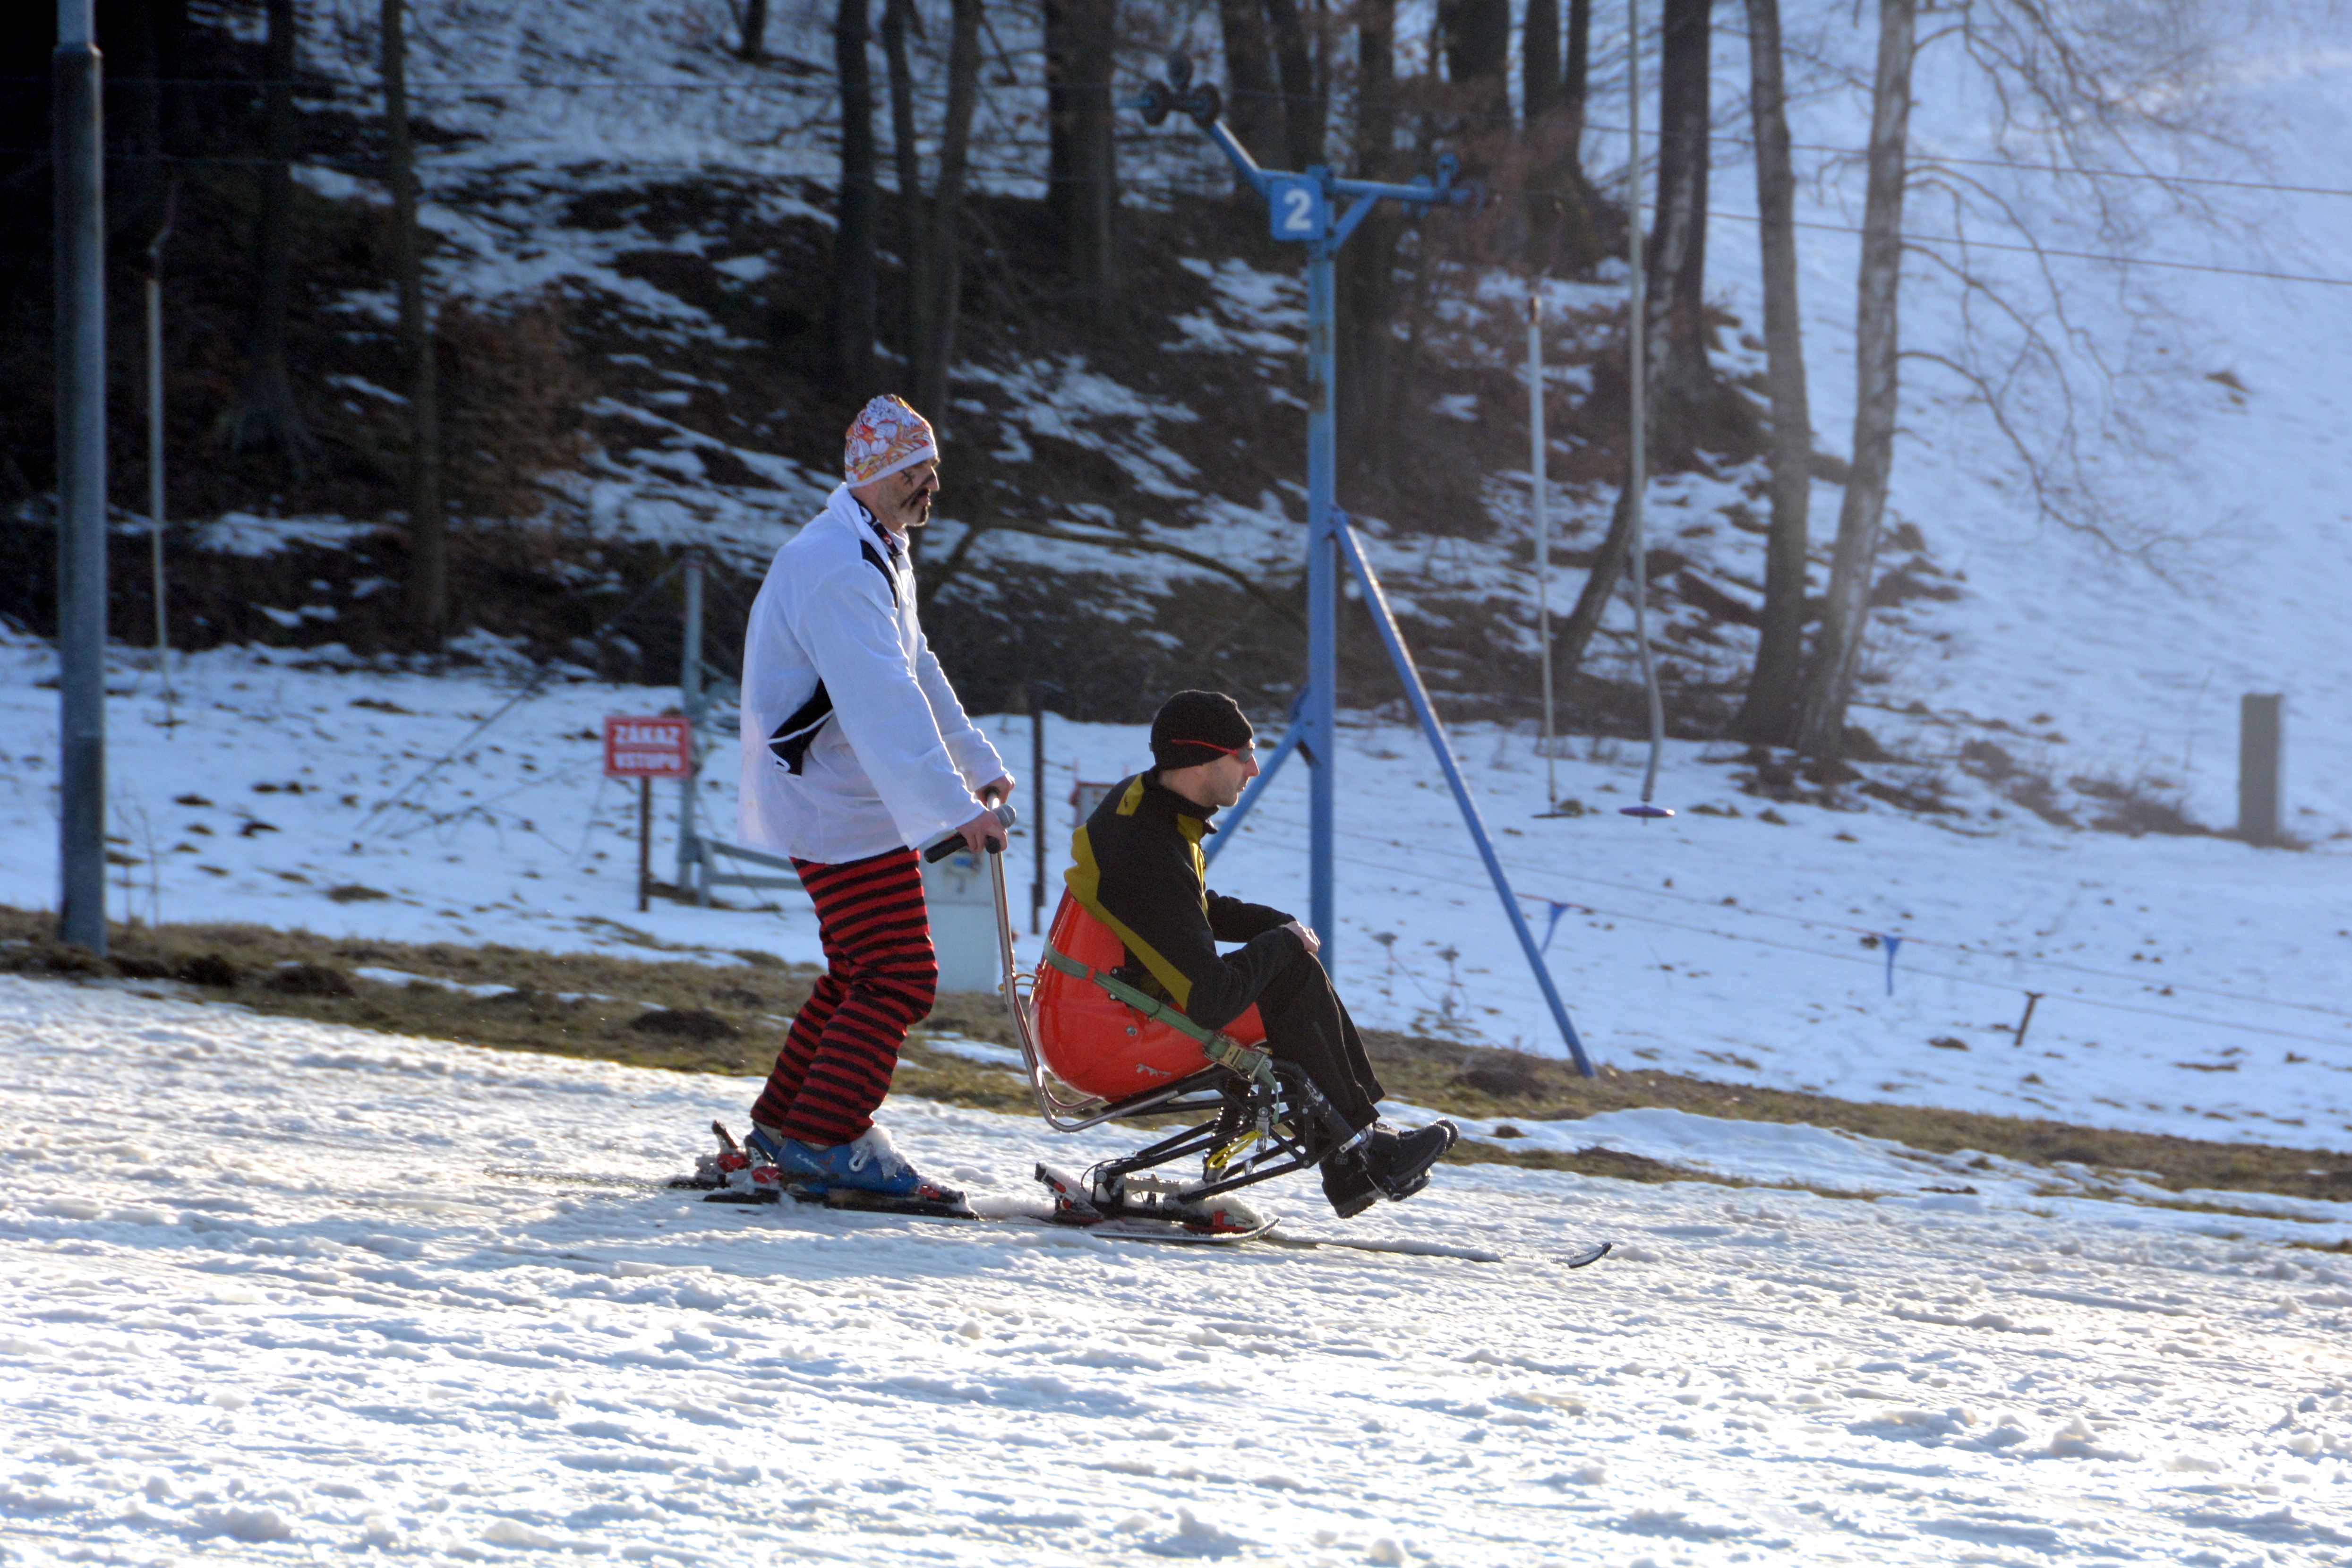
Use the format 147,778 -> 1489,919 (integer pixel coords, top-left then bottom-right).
1318,1120 -> 1389,1218
1365,1120 -> 1457,1202
1321,1145 -> 1382,1219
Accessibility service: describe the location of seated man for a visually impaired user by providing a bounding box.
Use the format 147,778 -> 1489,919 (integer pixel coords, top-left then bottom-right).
1064,690 -> 1456,1217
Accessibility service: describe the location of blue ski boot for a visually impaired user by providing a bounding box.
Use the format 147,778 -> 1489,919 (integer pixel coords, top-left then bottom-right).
768,1125 -> 971,1216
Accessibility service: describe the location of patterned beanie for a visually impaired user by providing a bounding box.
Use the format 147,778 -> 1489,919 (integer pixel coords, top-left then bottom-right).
1150,691 -> 1255,771
844,394 -> 938,486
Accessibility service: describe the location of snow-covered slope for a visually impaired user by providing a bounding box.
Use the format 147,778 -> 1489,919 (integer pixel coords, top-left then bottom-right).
3,976 -> 2348,1565
288,0 -> 2351,822
1678,6 -> 2352,838
8,634 -> 2348,1157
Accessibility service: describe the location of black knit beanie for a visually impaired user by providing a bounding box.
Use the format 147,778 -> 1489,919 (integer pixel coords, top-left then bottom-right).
1150,691 -> 1254,771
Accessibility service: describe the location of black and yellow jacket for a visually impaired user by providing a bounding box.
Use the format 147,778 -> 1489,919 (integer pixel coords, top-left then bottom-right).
1063,773 -> 1301,1033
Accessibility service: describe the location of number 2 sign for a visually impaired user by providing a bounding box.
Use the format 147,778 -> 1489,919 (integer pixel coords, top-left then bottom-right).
1266,174 -> 1327,242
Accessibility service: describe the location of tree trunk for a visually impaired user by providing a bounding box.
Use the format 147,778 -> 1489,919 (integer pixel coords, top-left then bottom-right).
1794,0 -> 1915,759
214,0 -> 309,468
1646,0 -> 1711,446
830,0 -> 880,394
912,0 -> 983,422
1732,0 -> 1811,745
1437,0 -> 1509,119
1337,0 -> 1401,465
106,0 -> 168,243
1348,0 -> 1395,178
738,0 -> 769,60
382,0 -> 445,649
1066,0 -> 1117,304
1551,0 -> 1707,686
881,0 -> 924,368
1214,0 -> 1281,166
1549,467 -> 1639,687
1563,0 -> 1590,137
1524,0 -> 1596,273
1043,0 -> 1075,227
1524,0 -> 1557,124
1264,0 -> 1321,168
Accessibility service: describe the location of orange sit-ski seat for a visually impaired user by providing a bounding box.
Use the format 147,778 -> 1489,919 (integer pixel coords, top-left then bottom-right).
1033,893 -> 1266,1101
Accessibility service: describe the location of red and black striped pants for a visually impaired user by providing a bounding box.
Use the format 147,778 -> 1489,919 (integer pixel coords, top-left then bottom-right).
751,846 -> 937,1147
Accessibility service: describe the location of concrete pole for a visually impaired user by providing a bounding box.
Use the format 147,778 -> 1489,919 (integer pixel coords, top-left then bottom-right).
55,0 -> 108,954
676,550 -> 704,898
1304,210 -> 1339,969
147,192 -> 174,707
2238,693 -> 2283,846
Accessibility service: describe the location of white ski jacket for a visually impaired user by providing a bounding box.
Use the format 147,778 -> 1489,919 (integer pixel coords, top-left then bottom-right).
736,485 -> 1005,864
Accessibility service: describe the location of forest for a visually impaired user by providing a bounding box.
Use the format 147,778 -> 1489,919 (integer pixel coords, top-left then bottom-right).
4,0 -> 2233,757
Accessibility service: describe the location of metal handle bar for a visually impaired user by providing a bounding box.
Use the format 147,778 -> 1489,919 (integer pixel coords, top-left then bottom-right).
923,801 -> 1017,862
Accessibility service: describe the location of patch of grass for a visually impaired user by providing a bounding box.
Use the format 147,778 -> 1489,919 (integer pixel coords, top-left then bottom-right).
9,905 -> 2352,1209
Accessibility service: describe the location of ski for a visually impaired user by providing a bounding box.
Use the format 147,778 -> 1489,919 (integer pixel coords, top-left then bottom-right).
676,1123 -> 1279,1244
506,1124 -> 1609,1263
685,1166 -> 1277,1242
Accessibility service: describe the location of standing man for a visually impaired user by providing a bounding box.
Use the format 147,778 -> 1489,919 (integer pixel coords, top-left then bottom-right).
738,394 -> 1011,1205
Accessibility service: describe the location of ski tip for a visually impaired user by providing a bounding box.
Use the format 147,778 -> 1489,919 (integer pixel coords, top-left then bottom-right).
1563,1240 -> 1611,1268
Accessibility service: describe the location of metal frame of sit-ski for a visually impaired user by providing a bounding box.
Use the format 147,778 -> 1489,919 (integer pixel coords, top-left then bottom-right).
962,822 -> 1351,1223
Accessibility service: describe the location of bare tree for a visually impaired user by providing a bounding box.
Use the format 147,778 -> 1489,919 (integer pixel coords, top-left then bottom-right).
382,0 -> 445,649
1525,0 -> 1559,124
1897,0 -> 2247,564
1264,0 -> 1322,167
214,0 -> 311,469
737,0 -> 770,60
1646,0 -> 1712,437
1213,0 -> 1281,164
1069,0 -> 1119,302
911,0 -> 984,419
881,0 -> 925,362
1525,0 -> 1597,271
1345,0 -> 1392,461
1045,0 -> 1116,300
1731,0 -> 1809,744
1794,0 -> 1915,758
1437,0 -> 1510,119
1563,0 -> 1591,143
830,0 -> 881,394
1551,0 -> 1719,686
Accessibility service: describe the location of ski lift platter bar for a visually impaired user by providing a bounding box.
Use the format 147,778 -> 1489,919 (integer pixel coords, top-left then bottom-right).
604,716 -> 693,779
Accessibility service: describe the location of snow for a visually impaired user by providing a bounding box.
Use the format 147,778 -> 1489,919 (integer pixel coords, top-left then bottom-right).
18,6 -> 2352,1543
191,514 -> 385,559
3,974 -> 2350,1564
7,626 -> 2349,1155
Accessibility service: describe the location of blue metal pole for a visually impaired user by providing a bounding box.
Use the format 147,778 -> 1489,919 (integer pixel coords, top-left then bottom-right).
1334,514 -> 1596,1077
1304,222 -> 1339,972
1305,211 -> 1343,969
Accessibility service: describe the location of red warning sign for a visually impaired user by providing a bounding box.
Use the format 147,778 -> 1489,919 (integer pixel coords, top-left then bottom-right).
603,716 -> 693,779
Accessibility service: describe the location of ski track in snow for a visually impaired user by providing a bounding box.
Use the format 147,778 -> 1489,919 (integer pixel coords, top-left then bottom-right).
2,975 -> 2349,1566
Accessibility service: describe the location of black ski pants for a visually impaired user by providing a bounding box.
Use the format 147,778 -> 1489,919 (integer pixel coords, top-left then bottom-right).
1250,948 -> 1386,1133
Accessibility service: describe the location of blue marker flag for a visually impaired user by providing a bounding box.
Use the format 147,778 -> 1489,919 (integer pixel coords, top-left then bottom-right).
1882,934 -> 1903,995
1539,900 -> 1570,956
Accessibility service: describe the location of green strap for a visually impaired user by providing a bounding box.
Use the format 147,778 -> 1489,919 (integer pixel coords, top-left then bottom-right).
1039,939 -> 1275,1088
